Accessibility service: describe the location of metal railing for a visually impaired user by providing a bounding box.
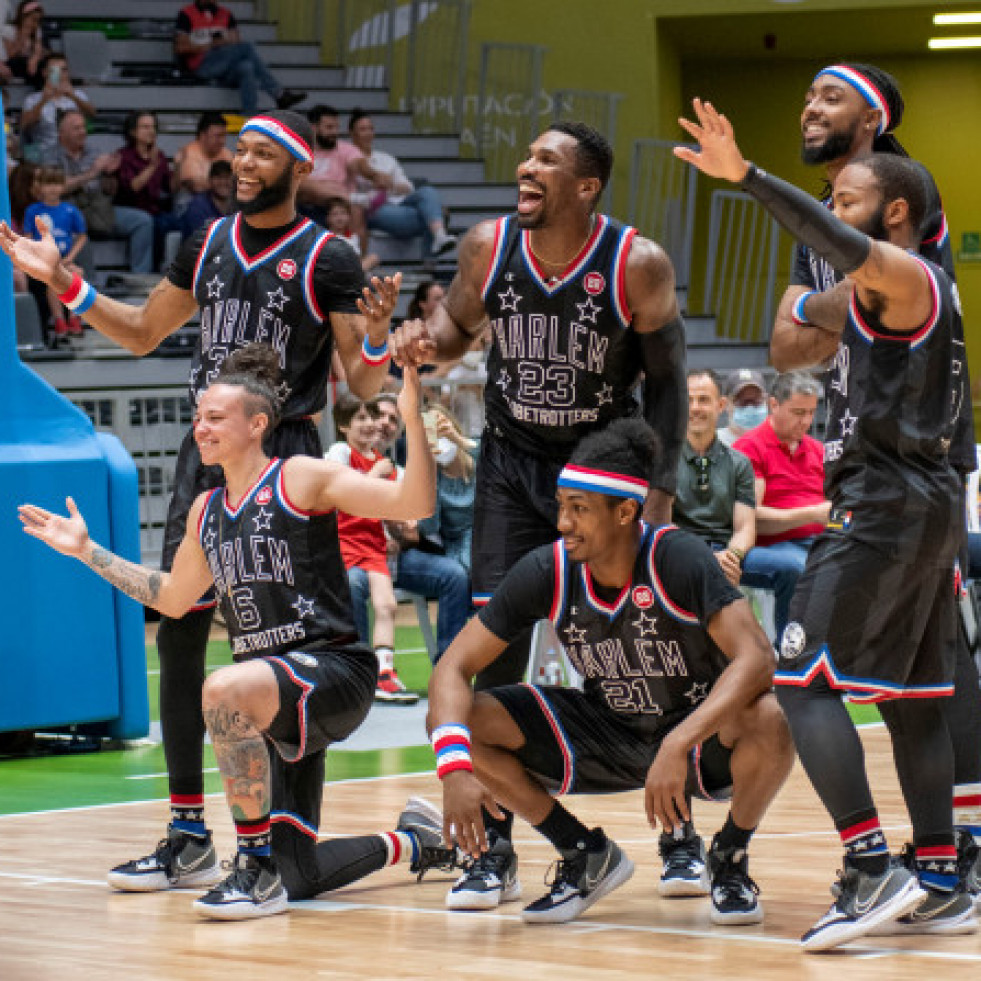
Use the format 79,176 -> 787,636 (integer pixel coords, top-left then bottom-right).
703,189 -> 783,343
552,89 -> 622,211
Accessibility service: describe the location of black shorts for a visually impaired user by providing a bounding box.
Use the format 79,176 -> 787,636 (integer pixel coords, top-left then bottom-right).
161,418 -> 322,605
471,430 -> 565,606
488,683 -> 733,800
774,532 -> 958,702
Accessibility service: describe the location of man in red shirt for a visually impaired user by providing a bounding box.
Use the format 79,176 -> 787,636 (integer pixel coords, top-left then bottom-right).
735,371 -> 829,643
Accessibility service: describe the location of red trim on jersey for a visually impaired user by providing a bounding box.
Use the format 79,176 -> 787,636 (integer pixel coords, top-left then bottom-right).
265,656 -> 313,763
275,460 -> 334,518
230,213 -> 313,273
303,230 -> 336,323
612,226 -> 637,327
223,458 -> 279,518
523,683 -> 574,794
647,525 -> 699,624
270,811 -> 318,839
191,217 -> 225,294
848,255 -> 940,350
548,540 -> 566,624
581,564 -> 631,617
197,488 -> 221,542
520,214 -> 608,294
479,217 -> 509,299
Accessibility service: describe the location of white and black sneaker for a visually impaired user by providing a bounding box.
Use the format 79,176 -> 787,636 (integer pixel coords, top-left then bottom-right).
446,830 -> 521,910
869,885 -> 978,935
707,840 -> 762,925
957,830 -> 981,909
658,823 -> 710,897
801,863 -> 926,952
396,796 -> 460,880
521,831 -> 634,924
193,853 -> 288,920
107,825 -> 221,892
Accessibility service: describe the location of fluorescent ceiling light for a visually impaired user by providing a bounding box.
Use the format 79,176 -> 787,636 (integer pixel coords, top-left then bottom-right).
933,12 -> 981,25
928,34 -> 981,47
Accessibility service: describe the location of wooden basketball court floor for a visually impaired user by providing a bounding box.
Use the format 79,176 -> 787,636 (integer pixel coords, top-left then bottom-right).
2,725 -> 980,980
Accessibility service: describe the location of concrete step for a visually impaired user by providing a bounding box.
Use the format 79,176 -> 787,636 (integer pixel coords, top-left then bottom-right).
448,209 -> 502,232
105,38 -> 325,66
402,159 -> 484,183
438,183 -> 514,209
44,0 -> 256,19
687,342 -> 769,371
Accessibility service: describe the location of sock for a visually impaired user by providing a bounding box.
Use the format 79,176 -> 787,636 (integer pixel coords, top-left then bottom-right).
915,834 -> 959,893
236,815 -> 272,858
837,810 -> 889,875
171,794 -> 206,836
712,813 -> 755,855
379,831 -> 419,867
375,646 -> 395,673
953,782 -> 981,845
482,806 -> 514,842
534,802 -> 597,853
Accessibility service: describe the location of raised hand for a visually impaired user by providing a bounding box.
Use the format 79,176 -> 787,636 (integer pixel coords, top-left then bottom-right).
0,218 -> 67,288
673,98 -> 752,184
357,271 -> 402,334
389,317 -> 437,369
19,497 -> 91,560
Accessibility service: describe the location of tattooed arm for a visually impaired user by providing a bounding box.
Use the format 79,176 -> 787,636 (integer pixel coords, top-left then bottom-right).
19,495 -> 214,617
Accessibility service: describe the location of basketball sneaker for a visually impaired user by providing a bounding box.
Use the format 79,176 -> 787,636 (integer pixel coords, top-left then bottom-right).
375,668 -> 419,704
107,825 -> 221,892
396,796 -> 459,880
193,853 -> 289,920
521,831 -> 634,924
869,885 -> 977,935
658,822 -> 710,897
801,862 -> 926,952
446,830 -> 521,910
707,838 -> 762,925
957,829 -> 981,909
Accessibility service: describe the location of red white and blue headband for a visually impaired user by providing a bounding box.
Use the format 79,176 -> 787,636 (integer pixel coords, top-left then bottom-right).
557,465 -> 649,505
814,65 -> 891,136
240,115 -> 313,164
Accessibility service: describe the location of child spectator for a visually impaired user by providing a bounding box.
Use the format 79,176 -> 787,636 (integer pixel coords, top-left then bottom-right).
325,392 -> 417,704
24,164 -> 86,340
325,196 -> 378,272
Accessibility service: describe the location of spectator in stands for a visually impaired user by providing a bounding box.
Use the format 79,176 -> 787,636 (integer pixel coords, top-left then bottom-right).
19,53 -> 94,160
717,368 -> 768,447
24,164 -> 86,341
115,110 -> 180,265
180,158 -> 232,240
53,109 -> 153,274
172,110 -> 231,206
1,1 -> 48,88
358,390 -> 471,665
407,280 -> 444,322
735,371 -> 830,644
174,0 -> 303,117
7,158 -> 36,293
325,392 -> 418,705
348,108 -> 457,260
673,369 -> 756,587
325,196 -> 378,272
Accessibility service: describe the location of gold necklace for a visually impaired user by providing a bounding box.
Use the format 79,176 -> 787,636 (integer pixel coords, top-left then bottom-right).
527,216 -> 595,272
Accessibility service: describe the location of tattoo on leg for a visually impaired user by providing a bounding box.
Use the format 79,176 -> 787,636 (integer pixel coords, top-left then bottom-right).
205,704 -> 271,820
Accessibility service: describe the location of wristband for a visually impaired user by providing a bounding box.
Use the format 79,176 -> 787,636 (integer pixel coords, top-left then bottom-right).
57,273 -> 97,315
431,724 -> 474,780
791,290 -> 816,327
361,334 -> 390,366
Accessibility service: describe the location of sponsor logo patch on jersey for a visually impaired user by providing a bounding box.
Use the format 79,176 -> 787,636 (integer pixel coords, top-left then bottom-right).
632,585 -> 654,609
583,271 -> 605,295
278,258 -> 297,280
256,486 -> 273,505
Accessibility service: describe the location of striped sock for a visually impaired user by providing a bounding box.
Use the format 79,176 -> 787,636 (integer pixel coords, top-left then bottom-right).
171,794 -> 206,837
236,816 -> 272,858
915,842 -> 959,892
953,782 -> 981,846
838,814 -> 889,875
379,831 -> 419,867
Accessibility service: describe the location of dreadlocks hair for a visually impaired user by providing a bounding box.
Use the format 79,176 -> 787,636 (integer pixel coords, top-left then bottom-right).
837,62 -> 907,154
544,120 -> 613,207
215,343 -> 284,433
567,418 -> 660,519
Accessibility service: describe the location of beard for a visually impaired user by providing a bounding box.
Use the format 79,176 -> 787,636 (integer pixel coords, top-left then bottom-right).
857,200 -> 889,242
232,163 -> 293,216
801,124 -> 858,166
315,133 -> 337,150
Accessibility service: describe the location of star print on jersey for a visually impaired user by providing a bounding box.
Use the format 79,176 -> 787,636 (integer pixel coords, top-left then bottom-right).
265,286 -> 289,312
839,409 -> 858,437
564,623 -> 588,645
632,611 -> 658,637
292,595 -> 316,619
576,296 -> 601,324
684,681 -> 709,705
206,274 -> 224,299
596,383 -> 613,407
253,508 -> 273,531
204,347 -> 229,385
498,286 -> 522,312
496,369 -> 511,393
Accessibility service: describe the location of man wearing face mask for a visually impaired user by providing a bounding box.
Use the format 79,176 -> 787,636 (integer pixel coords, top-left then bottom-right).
717,369 -> 768,447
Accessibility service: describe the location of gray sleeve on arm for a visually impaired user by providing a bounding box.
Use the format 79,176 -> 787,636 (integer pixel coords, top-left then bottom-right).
741,164 -> 871,275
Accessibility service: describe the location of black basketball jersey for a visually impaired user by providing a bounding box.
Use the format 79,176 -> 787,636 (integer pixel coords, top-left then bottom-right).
188,214 -> 338,419
480,213 -> 644,458
822,257 -> 963,556
197,458 -> 359,659
480,524 -> 740,737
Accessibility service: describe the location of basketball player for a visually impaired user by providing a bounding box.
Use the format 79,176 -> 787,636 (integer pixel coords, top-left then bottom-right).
390,121 -> 687,888
0,110 -> 401,890
774,64 -> 981,904
427,418 -> 792,924
19,346 -> 454,919
676,98 -> 978,949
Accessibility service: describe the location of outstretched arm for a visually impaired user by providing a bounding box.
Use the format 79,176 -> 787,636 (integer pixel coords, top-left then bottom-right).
19,496 -> 214,618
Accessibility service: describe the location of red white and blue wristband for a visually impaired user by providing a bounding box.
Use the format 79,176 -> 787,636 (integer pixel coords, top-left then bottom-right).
431,724 -> 473,780
361,334 -> 391,366
791,289 -> 816,327
57,273 -> 98,315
